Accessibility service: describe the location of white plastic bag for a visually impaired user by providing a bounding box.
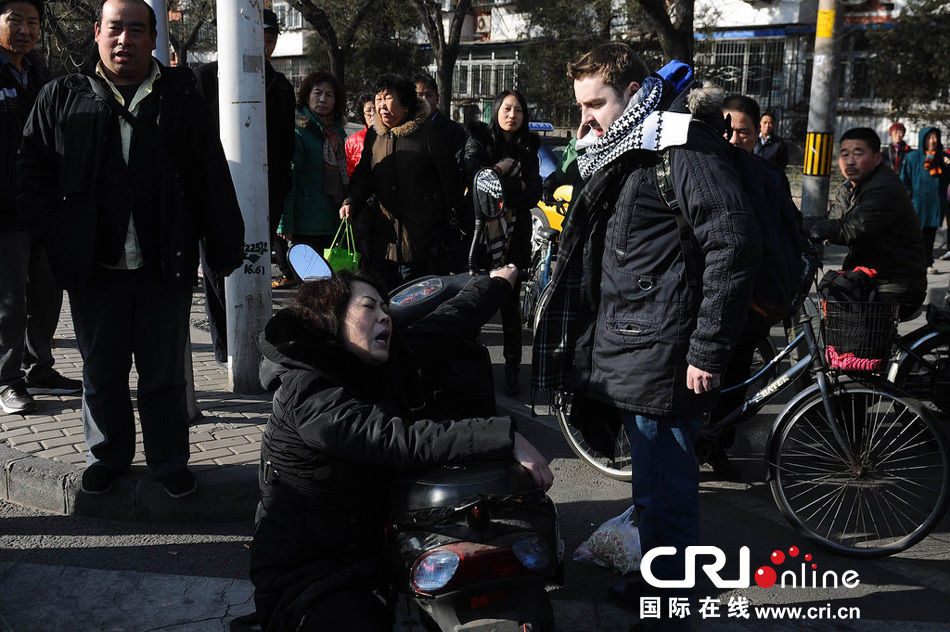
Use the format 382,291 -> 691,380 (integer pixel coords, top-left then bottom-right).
573,505 -> 641,575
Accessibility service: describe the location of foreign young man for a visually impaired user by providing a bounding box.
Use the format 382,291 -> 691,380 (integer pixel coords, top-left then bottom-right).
805,127 -> 927,318
532,43 -> 760,624
0,0 -> 81,414
18,0 -> 245,497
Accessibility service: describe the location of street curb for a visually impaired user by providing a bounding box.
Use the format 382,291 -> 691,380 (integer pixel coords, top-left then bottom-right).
0,442 -> 259,523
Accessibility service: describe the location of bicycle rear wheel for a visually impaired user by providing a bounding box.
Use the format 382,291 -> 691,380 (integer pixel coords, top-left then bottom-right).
554,394 -> 632,481
768,383 -> 950,557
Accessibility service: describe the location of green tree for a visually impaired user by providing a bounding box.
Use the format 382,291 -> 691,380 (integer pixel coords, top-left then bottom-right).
409,0 -> 473,116
286,0 -> 378,89
168,0 -> 216,67
867,0 -> 950,116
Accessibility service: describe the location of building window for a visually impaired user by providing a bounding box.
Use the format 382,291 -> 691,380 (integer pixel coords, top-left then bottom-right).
696,37 -> 785,102
453,58 -> 517,98
273,1 -> 302,31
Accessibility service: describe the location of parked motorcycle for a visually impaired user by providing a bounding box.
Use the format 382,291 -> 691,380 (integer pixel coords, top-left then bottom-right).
288,246 -> 563,632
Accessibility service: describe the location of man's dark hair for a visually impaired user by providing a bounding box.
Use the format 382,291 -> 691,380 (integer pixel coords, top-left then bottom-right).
373,73 -> 421,120
412,71 -> 438,94
291,270 -> 388,340
96,0 -> 157,33
0,0 -> 43,21
297,71 -> 344,119
841,127 -> 881,154
722,94 -> 761,126
567,42 -> 649,97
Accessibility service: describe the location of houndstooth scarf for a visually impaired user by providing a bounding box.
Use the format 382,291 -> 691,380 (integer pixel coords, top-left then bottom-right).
577,76 -> 692,180
532,76 -> 692,400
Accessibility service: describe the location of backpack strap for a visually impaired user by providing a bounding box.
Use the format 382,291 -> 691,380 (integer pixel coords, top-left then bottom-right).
87,75 -> 137,128
654,150 -> 701,287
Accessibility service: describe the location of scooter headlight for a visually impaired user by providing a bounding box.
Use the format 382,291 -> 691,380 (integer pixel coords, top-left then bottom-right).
512,535 -> 550,570
411,548 -> 460,593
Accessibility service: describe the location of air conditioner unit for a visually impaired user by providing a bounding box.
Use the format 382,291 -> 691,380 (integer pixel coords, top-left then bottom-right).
475,13 -> 491,35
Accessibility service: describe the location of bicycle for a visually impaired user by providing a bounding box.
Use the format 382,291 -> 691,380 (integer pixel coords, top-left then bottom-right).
887,303 -> 950,415
522,197 -> 568,329
553,289 -> 950,558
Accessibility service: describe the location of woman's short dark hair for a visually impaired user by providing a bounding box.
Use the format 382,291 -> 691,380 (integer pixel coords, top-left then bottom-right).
291,270 -> 388,339
356,92 -> 374,110
297,71 -> 344,119
0,0 -> 44,21
373,73 -> 420,120
488,90 -> 531,144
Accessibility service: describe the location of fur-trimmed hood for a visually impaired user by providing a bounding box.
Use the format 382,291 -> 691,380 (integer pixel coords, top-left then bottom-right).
373,98 -> 431,138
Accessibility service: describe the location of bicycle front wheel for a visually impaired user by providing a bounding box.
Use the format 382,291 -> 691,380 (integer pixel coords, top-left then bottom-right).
768,383 -> 950,558
554,395 -> 632,481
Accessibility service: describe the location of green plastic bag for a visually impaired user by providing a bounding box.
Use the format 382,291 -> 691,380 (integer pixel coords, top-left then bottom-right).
323,218 -> 361,273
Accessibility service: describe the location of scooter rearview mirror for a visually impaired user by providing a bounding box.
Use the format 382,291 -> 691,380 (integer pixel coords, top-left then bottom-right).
288,244 -> 333,281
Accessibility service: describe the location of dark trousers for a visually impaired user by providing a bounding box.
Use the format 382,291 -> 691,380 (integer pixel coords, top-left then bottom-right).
69,269 -> 192,475
199,243 -> 228,363
0,230 -> 62,392
923,226 -> 937,266
499,279 -> 523,368
705,325 -> 770,449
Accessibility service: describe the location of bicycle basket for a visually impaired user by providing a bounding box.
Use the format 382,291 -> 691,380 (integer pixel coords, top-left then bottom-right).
822,301 -> 899,371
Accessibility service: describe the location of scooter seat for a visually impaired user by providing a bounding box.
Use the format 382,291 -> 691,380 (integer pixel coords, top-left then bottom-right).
391,461 -> 536,512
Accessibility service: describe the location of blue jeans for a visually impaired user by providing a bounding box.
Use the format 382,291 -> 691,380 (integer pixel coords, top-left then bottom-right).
622,413 -> 702,586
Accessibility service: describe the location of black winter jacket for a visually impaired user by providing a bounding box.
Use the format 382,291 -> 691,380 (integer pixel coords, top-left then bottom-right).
577,122 -> 760,417
463,121 -> 542,271
251,274 -> 515,628
17,64 -> 244,289
345,102 -> 459,263
194,61 -> 296,213
1,52 -> 49,230
804,163 -> 927,295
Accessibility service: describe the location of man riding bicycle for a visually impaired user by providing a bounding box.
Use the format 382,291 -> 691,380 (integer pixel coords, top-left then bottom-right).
803,127 -> 928,320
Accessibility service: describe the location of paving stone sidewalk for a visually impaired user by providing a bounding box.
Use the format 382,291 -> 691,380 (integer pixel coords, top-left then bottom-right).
0,285 -> 281,522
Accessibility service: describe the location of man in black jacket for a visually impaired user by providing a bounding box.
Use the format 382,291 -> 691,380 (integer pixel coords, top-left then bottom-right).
17,0 -> 245,498
194,8 -> 295,363
532,44 -> 759,615
0,0 -> 81,415
804,127 -> 927,319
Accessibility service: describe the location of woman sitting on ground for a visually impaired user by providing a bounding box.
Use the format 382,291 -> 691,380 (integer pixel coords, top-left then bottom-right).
248,266 -> 553,632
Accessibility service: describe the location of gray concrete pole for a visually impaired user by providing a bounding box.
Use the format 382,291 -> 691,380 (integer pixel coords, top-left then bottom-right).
217,0 -> 271,393
145,0 -> 170,65
800,0 -> 844,217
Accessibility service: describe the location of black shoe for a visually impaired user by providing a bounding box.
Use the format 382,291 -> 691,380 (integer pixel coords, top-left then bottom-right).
26,372 -> 82,395
160,469 -> 197,498
504,365 -> 521,397
0,384 -> 36,414
81,464 -> 119,494
707,445 -> 741,482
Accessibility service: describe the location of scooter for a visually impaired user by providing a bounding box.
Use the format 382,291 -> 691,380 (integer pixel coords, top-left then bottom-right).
287,245 -> 562,632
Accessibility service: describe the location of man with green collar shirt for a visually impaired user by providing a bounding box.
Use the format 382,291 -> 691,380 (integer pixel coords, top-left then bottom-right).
18,0 -> 244,499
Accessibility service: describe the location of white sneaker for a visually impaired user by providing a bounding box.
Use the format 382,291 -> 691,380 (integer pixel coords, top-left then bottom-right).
940,251 -> 950,261
927,266 -> 938,274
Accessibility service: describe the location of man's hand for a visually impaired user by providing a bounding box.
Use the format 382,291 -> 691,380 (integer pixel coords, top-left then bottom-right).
339,204 -> 351,220
489,263 -> 519,288
277,232 -> 292,241
513,431 -> 554,490
686,365 -> 720,394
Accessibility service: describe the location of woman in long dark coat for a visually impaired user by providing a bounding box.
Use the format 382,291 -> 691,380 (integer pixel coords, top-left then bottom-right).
463,90 -> 542,395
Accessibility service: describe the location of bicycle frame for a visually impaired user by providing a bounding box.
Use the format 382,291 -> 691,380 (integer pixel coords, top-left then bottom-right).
705,313 -> 857,462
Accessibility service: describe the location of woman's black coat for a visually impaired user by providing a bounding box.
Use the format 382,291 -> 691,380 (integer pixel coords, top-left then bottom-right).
463,121 -> 542,271
251,275 -> 515,630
